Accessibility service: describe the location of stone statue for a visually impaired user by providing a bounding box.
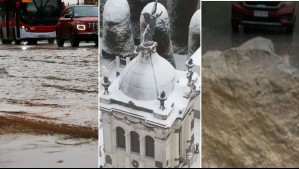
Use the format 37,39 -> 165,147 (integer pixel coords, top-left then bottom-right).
158,91 -> 167,110
102,76 -> 111,95
187,70 -> 194,84
141,0 -> 163,44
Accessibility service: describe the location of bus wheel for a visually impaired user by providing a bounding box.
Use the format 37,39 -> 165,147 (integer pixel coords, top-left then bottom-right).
15,40 -> 21,45
2,40 -> 12,45
48,39 -> 55,44
28,40 -> 37,45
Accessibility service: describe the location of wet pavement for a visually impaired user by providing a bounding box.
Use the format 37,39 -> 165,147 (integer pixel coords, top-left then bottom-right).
202,1 -> 299,69
0,134 -> 97,168
0,41 -> 98,128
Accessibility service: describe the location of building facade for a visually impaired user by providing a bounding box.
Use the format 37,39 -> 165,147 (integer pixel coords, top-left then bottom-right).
100,41 -> 200,168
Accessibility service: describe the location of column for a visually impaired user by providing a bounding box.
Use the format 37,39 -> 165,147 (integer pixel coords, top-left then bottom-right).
125,132 -> 131,154
140,136 -> 145,158
173,132 -> 180,167
111,128 -> 116,152
186,113 -> 192,151
126,57 -> 130,66
116,56 -> 120,68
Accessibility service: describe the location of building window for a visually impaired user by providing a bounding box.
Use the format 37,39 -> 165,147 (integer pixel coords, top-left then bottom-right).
145,136 -> 155,158
130,131 -> 140,153
116,127 -> 126,149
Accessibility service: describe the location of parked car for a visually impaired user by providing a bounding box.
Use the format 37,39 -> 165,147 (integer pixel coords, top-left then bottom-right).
231,1 -> 296,33
56,5 -> 98,47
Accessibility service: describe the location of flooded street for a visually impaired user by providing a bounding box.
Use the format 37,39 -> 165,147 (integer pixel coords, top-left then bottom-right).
0,134 -> 97,168
0,42 -> 98,128
0,42 -> 98,167
202,2 -> 299,69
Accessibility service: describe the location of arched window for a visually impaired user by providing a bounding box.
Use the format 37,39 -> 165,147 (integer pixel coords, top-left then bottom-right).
145,136 -> 155,158
116,127 -> 126,149
130,131 -> 140,153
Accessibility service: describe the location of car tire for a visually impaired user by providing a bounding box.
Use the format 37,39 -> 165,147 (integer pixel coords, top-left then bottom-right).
57,38 -> 65,47
0,31 -> 12,45
94,40 -> 98,47
13,28 -> 21,45
232,21 -> 239,32
70,31 -> 79,47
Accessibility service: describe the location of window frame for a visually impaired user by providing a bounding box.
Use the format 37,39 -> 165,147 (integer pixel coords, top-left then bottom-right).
145,135 -> 155,158
130,131 -> 140,154
116,127 -> 126,150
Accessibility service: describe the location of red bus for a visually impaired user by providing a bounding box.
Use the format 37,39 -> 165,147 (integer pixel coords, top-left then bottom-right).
0,0 -> 65,45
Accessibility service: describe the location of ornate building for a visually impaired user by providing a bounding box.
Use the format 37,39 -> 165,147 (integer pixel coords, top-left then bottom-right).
100,1 -> 200,168
100,42 -> 200,167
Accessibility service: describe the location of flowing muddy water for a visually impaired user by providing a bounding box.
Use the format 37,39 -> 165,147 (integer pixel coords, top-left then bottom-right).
0,45 -> 98,167
0,134 -> 97,168
0,47 -> 98,128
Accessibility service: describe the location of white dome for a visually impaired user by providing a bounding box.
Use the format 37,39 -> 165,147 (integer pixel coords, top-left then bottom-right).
119,51 -> 176,100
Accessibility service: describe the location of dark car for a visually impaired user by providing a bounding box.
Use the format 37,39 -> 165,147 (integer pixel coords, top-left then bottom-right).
56,5 -> 98,47
231,1 -> 296,33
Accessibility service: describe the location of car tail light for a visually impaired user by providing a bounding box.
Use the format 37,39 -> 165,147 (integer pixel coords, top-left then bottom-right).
16,2 -> 20,9
281,14 -> 294,21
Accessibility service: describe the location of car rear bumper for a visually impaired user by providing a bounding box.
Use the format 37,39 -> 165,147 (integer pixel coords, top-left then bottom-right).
232,3 -> 296,26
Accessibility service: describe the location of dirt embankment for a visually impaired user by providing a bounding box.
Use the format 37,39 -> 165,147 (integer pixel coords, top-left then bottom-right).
202,37 -> 299,167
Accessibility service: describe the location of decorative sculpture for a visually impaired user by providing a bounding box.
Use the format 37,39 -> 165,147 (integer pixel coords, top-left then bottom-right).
157,91 -> 167,110
102,76 -> 111,95
132,160 -> 139,168
135,0 -> 162,54
187,70 -> 194,84
195,143 -> 199,154
186,58 -> 195,72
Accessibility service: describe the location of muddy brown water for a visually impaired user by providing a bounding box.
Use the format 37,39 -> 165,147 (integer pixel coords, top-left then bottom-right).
0,44 -> 98,167
0,47 -> 98,128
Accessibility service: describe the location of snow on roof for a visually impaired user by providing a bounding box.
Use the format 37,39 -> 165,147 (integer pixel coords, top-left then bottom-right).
100,70 -> 197,128
118,51 -> 176,100
191,47 -> 201,68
